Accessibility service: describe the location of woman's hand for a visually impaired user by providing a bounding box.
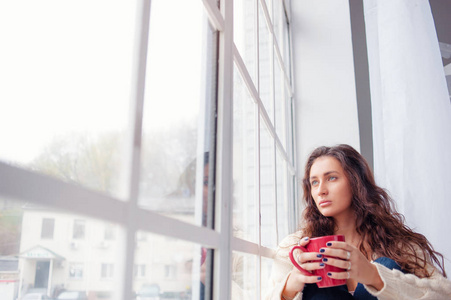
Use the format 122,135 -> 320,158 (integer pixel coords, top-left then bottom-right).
282,237 -> 325,299
320,241 -> 384,291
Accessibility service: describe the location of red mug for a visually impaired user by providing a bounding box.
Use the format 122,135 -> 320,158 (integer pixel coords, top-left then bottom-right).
289,235 -> 347,288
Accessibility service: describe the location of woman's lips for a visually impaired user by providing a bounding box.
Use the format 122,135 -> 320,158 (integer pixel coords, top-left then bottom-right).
319,200 -> 332,207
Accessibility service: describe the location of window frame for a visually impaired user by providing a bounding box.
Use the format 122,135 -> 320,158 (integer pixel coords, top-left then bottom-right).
0,0 -> 297,299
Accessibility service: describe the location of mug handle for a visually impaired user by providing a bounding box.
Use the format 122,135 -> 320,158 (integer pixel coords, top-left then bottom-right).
289,245 -> 312,276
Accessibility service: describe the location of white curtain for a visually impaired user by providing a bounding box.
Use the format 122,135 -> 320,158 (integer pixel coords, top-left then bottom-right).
364,0 -> 451,272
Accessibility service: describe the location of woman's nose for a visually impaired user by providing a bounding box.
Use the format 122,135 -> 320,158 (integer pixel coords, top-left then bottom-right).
317,182 -> 328,196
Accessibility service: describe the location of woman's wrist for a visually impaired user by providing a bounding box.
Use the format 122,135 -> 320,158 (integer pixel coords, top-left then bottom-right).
281,294 -> 294,300
282,272 -> 299,300
368,263 -> 384,291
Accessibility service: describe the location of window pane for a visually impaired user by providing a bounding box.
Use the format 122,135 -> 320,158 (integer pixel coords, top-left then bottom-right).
2,198 -> 123,299
138,0 -> 218,229
101,263 -> 114,279
287,98 -> 295,165
0,1 -> 137,199
261,256 -> 274,298
41,218 -> 55,239
134,231 -> 211,300
233,66 -> 258,243
283,14 -> 291,80
73,220 -> 86,240
232,251 -> 258,298
69,263 -> 84,280
234,0 -> 257,85
276,151 -> 289,243
274,58 -> 287,147
260,120 -> 277,249
104,225 -> 116,241
272,0 -> 283,48
259,1 -> 274,124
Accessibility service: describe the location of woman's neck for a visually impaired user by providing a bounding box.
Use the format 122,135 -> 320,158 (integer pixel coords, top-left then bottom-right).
334,214 -> 360,247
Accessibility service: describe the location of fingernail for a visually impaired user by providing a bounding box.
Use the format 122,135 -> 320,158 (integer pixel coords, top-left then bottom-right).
317,276 -> 322,280
319,263 -> 325,267
326,242 -> 332,246
322,258 -> 328,262
316,254 -> 322,258
327,272 -> 332,277
304,237 -> 309,241
319,249 -> 325,253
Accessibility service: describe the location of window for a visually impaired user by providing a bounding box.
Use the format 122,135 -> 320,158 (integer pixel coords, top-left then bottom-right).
41,218 -> 54,239
134,264 -> 146,278
164,264 -> 177,279
69,263 -> 84,279
72,219 -> 85,240
0,0 -> 295,299
101,263 -> 114,279
104,225 -> 115,241
232,0 -> 295,297
429,1 -> 451,101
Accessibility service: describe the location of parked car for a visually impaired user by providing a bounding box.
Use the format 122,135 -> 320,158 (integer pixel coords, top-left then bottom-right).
135,284 -> 160,300
21,293 -> 53,300
56,291 -> 88,300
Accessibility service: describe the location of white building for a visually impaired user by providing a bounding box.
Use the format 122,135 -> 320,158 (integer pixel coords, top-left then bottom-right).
18,204 -> 197,299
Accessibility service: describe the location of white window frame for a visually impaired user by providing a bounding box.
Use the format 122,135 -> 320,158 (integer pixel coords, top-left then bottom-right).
0,0 -> 297,299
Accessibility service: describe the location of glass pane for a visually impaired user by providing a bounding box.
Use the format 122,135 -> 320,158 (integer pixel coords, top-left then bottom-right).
272,0 -> 283,47
0,1 -> 137,199
276,151 -> 289,243
232,251 -> 258,298
283,13 -> 291,80
274,58 -> 287,147
138,0 -> 217,228
262,0 -> 273,24
287,98 -> 294,165
259,1 -> 274,124
429,1 -> 451,101
233,66 -> 258,243
261,256 -> 274,298
234,0 -> 257,85
260,120 -> 277,249
134,231 -> 212,300
0,198 -> 124,300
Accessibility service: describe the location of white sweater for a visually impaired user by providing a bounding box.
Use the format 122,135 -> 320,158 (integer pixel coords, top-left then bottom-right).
264,232 -> 451,300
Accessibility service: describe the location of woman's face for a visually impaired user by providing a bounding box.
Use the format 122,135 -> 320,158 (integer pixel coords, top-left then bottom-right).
309,156 -> 353,219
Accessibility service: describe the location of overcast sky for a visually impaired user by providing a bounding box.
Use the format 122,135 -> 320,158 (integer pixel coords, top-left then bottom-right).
0,0 -> 203,163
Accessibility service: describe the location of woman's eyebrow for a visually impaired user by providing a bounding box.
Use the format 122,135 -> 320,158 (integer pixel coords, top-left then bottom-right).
309,171 -> 339,180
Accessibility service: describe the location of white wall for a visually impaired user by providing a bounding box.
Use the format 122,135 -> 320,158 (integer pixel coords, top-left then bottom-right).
291,0 -> 361,173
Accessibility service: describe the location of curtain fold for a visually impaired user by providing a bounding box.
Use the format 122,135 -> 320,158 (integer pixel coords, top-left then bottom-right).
364,0 -> 451,272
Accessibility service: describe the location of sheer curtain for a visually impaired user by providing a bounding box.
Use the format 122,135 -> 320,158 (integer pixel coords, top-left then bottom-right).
364,0 -> 451,271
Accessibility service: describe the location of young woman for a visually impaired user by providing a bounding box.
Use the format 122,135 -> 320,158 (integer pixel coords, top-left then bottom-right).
265,144 -> 451,300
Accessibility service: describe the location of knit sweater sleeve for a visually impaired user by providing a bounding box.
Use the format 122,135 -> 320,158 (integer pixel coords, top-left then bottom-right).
263,232 -> 304,300
363,262 -> 451,299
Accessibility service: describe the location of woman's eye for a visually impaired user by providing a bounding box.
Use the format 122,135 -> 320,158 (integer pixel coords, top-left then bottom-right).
329,176 -> 337,181
311,180 -> 318,186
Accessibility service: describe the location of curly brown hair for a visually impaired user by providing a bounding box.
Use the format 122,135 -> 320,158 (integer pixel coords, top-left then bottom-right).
299,144 -> 446,278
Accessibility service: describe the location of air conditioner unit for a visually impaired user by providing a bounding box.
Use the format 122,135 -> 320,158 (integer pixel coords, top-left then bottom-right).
69,241 -> 79,250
